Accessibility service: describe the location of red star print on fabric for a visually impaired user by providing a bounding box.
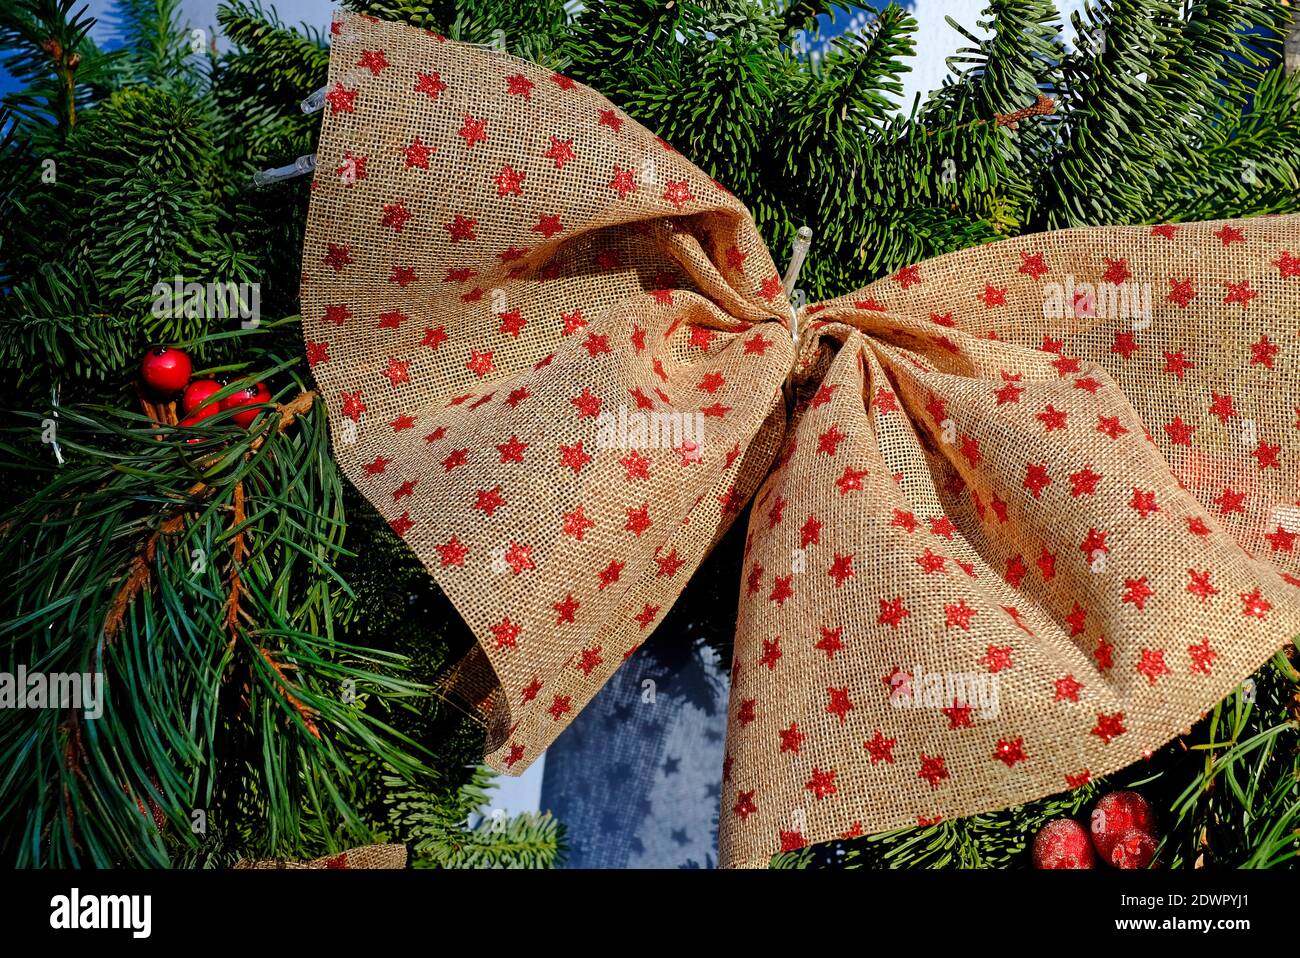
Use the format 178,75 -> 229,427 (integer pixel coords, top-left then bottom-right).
473,485 -> 506,516
1265,525 -> 1297,553
413,71 -> 447,99
1136,648 -> 1170,685
980,645 -> 1014,673
1129,487 -> 1159,518
436,535 -> 468,567
1215,225 -> 1245,245
533,213 -> 564,237
1224,279 -> 1258,308
553,594 -> 579,625
1037,404 -> 1068,431
826,686 -> 854,724
1091,712 -> 1127,744
1249,335 -> 1278,368
918,755 -> 949,789
381,200 -> 412,231
817,424 -> 846,455
1240,588 -> 1271,619
1188,638 -> 1217,675
779,721 -> 804,753
1123,576 -> 1155,611
892,265 -> 922,288
306,341 -> 330,366
943,699 -> 974,729
802,766 -> 839,801
1251,439 -> 1280,470
877,596 -> 910,628
1097,415 -> 1129,439
609,164 -> 638,198
1070,465 -> 1101,497
995,380 -> 1024,404
356,49 -> 389,74
322,243 -> 353,272
1102,257 -> 1131,283
1018,250 -> 1049,278
663,180 -> 695,209
779,830 -> 806,852
1213,487 -> 1246,515
491,617 -> 521,649
930,516 -> 957,539
458,114 -> 488,147
403,135 -> 435,169
1023,463 -> 1052,498
1163,416 -> 1195,446
864,731 -> 896,764
944,600 -> 976,631
994,738 -> 1027,767
494,164 -> 526,196
815,625 -> 843,658
325,82 -> 357,113
1162,350 -> 1196,379
836,466 -> 868,495
505,73 -> 534,98
596,559 -> 625,590
1055,675 -> 1083,702
1208,391 -> 1237,423
1167,277 -> 1196,307
1187,568 -> 1218,602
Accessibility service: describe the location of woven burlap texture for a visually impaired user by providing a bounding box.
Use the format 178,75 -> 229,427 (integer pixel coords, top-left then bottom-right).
233,843 -> 407,870
301,13 -> 1300,868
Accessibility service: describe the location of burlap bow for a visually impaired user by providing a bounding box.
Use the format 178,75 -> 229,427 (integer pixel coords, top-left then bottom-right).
234,844 -> 407,869
300,13 -> 1300,868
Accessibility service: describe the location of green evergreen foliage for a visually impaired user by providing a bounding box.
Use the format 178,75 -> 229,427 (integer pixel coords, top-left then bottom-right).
0,0 -> 1296,869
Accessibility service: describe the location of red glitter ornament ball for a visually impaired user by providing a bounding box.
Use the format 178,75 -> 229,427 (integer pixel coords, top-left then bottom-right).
1031,818 -> 1096,869
1108,829 -> 1158,869
1090,790 -> 1154,861
140,346 -> 191,395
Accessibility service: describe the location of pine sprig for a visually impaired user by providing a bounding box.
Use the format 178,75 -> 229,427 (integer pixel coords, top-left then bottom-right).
385,767 -> 567,868
0,329 -> 439,866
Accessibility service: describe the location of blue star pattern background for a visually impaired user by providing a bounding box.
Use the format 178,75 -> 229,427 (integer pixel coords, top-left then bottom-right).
539,630 -> 730,868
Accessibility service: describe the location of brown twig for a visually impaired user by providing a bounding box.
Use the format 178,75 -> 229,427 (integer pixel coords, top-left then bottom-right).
258,648 -> 321,738
59,712 -> 91,848
993,93 -> 1056,130
102,390 -> 317,645
41,38 -> 81,129
223,479 -> 247,654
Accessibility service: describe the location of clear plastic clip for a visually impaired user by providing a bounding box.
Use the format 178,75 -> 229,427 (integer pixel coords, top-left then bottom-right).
300,85 -> 328,114
252,153 -> 317,187
781,226 -> 813,399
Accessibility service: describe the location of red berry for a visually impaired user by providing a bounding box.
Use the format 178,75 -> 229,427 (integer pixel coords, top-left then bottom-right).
140,346 -> 191,395
181,379 -> 222,420
1090,790 -> 1155,860
179,413 -> 206,444
1031,818 -> 1096,869
221,382 -> 271,428
1109,829 -> 1157,869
